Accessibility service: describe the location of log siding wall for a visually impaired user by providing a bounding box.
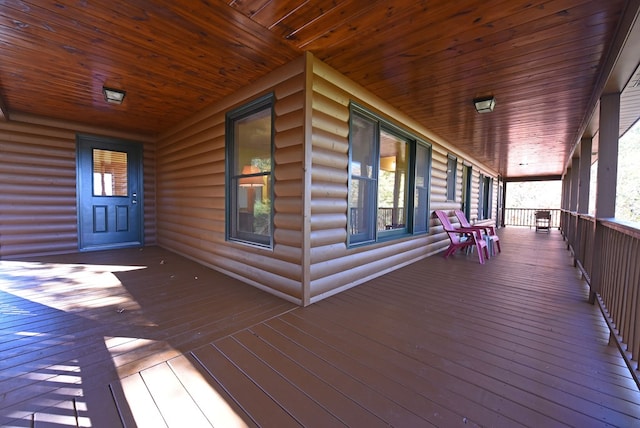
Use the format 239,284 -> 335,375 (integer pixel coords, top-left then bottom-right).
156,53 -> 499,305
307,56 -> 500,302
1,53 -> 499,305
156,56 -> 308,304
0,115 -> 156,259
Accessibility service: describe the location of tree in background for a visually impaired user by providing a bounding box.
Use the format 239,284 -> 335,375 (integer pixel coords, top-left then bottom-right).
505,181 -> 562,209
616,120 -> 640,224
589,120 -> 640,223
505,120 -> 639,226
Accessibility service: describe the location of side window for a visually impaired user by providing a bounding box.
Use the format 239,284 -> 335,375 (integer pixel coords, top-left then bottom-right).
349,113 -> 378,245
486,177 -> 494,219
226,94 -> 274,247
378,129 -> 409,234
413,143 -> 431,233
446,154 -> 457,201
462,164 -> 472,219
348,104 -> 431,246
478,174 -> 493,220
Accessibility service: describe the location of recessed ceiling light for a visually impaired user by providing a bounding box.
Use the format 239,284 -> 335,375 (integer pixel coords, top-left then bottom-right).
473,96 -> 496,113
102,86 -> 126,104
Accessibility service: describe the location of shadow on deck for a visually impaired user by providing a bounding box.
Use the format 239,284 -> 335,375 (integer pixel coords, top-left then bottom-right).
1,228 -> 639,426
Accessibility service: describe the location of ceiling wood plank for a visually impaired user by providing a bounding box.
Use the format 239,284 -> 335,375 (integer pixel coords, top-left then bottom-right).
0,0 -> 633,177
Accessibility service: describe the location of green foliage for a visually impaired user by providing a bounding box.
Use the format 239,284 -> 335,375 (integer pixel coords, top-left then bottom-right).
506,121 -> 640,226
616,121 -> 640,223
505,181 -> 562,209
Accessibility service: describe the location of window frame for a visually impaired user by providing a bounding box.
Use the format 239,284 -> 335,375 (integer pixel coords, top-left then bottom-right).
347,103 -> 431,247
462,164 -> 472,219
377,125 -> 412,239
413,141 -> 432,234
478,173 -> 493,220
225,93 -> 275,248
446,154 -> 457,201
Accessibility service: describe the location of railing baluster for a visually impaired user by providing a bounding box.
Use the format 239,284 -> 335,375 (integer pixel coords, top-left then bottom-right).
559,211 -> 640,383
504,208 -> 561,228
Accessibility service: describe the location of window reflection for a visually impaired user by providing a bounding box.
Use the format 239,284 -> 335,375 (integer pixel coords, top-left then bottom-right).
378,130 -> 408,231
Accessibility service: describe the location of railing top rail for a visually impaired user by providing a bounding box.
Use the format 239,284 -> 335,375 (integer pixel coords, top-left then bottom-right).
577,213 -> 596,222
599,218 -> 640,239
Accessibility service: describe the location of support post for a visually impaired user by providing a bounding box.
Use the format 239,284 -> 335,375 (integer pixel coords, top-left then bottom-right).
569,157 -> 580,247
578,137 -> 592,215
589,92 -> 620,303
560,171 -> 571,237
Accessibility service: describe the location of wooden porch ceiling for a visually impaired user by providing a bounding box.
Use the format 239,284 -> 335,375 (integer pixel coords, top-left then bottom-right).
1,228 -> 639,426
0,1 -> 639,178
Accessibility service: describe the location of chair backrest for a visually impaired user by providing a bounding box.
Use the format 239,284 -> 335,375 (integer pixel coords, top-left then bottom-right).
434,210 -> 477,245
535,210 -> 551,220
434,210 -> 466,244
434,210 -> 455,231
454,209 -> 471,227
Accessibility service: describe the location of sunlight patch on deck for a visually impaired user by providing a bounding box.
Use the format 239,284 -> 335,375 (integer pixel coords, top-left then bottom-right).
0,260 -> 147,315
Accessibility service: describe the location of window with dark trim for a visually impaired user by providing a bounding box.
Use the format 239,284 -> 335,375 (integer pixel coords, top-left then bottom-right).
348,103 -> 431,246
413,143 -> 431,233
478,173 -> 493,220
462,164 -> 472,219
226,94 -> 274,247
446,154 -> 457,201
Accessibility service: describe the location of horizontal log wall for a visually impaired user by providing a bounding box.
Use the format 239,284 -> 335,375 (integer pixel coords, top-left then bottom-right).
154,53 -> 499,305
0,115 -> 155,258
307,56 -> 498,302
156,56 -> 307,304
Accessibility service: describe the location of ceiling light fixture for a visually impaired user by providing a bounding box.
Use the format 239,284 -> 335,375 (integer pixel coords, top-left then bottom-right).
473,95 -> 496,113
102,86 -> 126,105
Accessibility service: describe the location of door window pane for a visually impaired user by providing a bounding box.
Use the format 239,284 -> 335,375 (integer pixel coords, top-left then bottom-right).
93,149 -> 128,196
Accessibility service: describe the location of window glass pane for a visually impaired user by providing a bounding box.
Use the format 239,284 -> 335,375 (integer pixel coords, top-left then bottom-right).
228,98 -> 273,246
414,144 -> 430,233
93,149 -> 127,196
478,175 -> 492,219
462,165 -> 472,218
348,105 -> 428,245
349,112 -> 377,244
486,177 -> 493,219
351,114 -> 377,179
478,173 -> 485,219
234,108 -> 272,173
378,130 -> 408,231
349,178 -> 376,243
446,155 -> 457,201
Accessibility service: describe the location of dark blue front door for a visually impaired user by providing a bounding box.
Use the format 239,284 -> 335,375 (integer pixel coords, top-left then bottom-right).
76,135 -> 143,251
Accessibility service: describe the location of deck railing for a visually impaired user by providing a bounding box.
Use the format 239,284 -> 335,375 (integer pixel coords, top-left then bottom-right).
562,211 -> 640,384
504,208 -> 561,228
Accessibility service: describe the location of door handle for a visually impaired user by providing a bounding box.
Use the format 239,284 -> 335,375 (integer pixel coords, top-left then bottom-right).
132,192 -> 137,204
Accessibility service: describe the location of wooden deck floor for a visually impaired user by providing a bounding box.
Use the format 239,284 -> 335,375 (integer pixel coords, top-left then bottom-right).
1,228 -> 639,427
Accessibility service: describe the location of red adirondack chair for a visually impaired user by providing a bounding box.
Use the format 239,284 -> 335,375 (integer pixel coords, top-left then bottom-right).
454,209 -> 501,256
434,210 -> 489,264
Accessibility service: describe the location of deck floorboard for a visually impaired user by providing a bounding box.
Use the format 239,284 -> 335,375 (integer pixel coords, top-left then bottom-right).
1,229 -> 639,427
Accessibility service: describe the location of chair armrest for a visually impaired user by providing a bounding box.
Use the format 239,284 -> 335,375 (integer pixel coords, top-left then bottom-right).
449,227 -> 487,241
460,224 -> 496,235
